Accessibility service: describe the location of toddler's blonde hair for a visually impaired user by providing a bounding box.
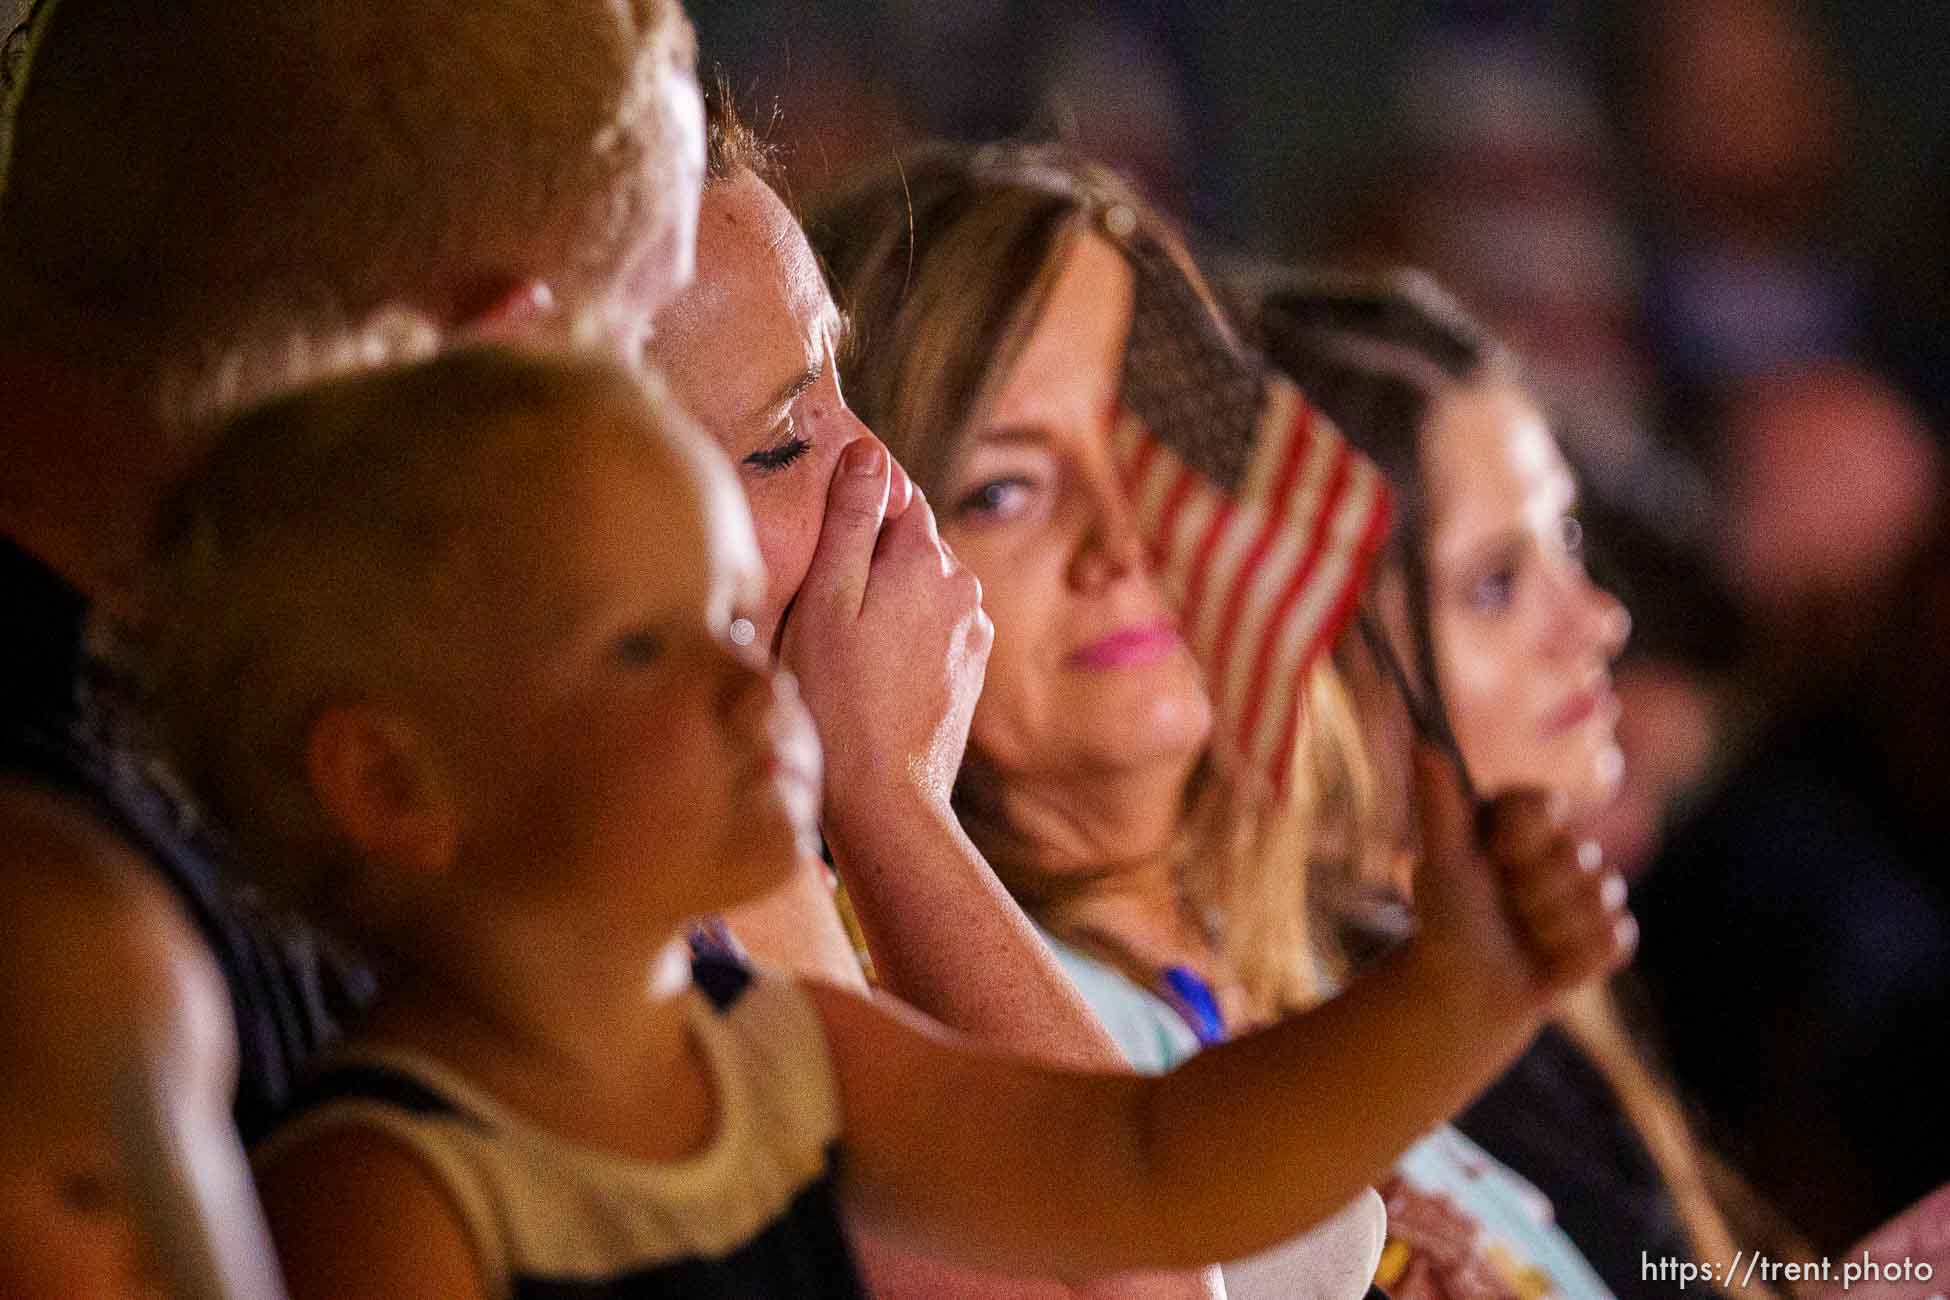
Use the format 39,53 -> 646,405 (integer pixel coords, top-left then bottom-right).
142,348 -> 659,940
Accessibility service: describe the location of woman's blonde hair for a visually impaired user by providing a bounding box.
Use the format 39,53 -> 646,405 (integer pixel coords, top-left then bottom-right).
809,141 -> 1324,1016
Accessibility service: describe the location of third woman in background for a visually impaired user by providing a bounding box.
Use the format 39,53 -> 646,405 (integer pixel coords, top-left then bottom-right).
1252,271 -> 1788,1300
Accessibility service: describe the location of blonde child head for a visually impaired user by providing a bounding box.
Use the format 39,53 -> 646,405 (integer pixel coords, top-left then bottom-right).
143,347 -> 821,965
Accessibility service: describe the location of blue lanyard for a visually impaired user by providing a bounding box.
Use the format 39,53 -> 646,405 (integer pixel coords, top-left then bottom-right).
1160,965 -> 1230,1047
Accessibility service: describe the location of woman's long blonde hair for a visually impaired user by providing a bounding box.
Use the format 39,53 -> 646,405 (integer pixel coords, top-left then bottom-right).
808,142 -> 1326,1018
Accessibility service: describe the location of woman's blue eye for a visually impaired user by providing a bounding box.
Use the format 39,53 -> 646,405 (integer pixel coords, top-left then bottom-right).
614,630 -> 662,666
743,432 -> 812,474
956,476 -> 1033,517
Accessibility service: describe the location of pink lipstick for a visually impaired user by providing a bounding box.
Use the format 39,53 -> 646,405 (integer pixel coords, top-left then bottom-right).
1543,681 -> 1620,736
1068,620 -> 1183,670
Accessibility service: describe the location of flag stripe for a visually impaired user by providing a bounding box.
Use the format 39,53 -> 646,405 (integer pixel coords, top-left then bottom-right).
1155,463 -> 1220,644
1198,401 -> 1317,697
1111,377 -> 1393,800
1238,448 -> 1354,760
1176,469 -> 1234,651
1252,462 -> 1391,787
1212,404 -> 1339,731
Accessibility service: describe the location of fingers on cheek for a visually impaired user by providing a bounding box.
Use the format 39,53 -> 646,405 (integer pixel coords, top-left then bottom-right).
866,522 -> 920,584
893,487 -> 939,542
891,499 -> 944,559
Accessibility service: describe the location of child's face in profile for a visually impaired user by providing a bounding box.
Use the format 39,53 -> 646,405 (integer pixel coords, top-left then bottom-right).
425,388 -> 824,930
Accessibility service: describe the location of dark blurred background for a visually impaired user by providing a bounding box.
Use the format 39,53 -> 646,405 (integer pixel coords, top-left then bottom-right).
692,0 -> 1948,273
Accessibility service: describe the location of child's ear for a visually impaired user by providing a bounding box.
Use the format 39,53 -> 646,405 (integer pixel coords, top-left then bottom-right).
304,701 -> 460,877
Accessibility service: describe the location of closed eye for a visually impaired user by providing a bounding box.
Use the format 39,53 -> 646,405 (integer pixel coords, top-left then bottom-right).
743,432 -> 812,474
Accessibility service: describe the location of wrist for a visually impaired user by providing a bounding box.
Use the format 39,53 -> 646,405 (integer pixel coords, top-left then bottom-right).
819,732 -> 959,807
822,776 -> 957,865
1393,931 -> 1542,1037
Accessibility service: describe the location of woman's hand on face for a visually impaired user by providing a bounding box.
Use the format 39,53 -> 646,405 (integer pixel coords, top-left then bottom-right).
780,437 -> 994,822
1410,743 -> 1635,1013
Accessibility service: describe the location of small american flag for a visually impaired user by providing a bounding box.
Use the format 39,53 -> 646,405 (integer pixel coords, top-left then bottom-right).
1111,233 -> 1393,799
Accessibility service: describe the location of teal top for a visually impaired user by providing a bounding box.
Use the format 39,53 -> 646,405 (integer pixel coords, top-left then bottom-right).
1039,929 -> 1615,1300
1043,930 -> 1203,1073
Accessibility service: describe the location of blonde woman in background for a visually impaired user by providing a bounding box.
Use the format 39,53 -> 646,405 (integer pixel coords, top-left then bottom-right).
811,141 -> 1626,1300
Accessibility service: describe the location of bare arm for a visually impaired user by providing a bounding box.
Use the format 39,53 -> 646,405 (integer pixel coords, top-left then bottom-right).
775,443 -> 1123,1066
256,1133 -> 488,1300
822,792 -> 1125,1070
723,852 -> 868,991
805,751 -> 1634,1278
854,1225 -> 1223,1300
114,902 -> 290,1300
832,806 -> 1226,1300
754,446 -> 1213,1296
733,813 -> 1216,1298
809,938 -> 1526,1277
1,783 -> 289,1300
